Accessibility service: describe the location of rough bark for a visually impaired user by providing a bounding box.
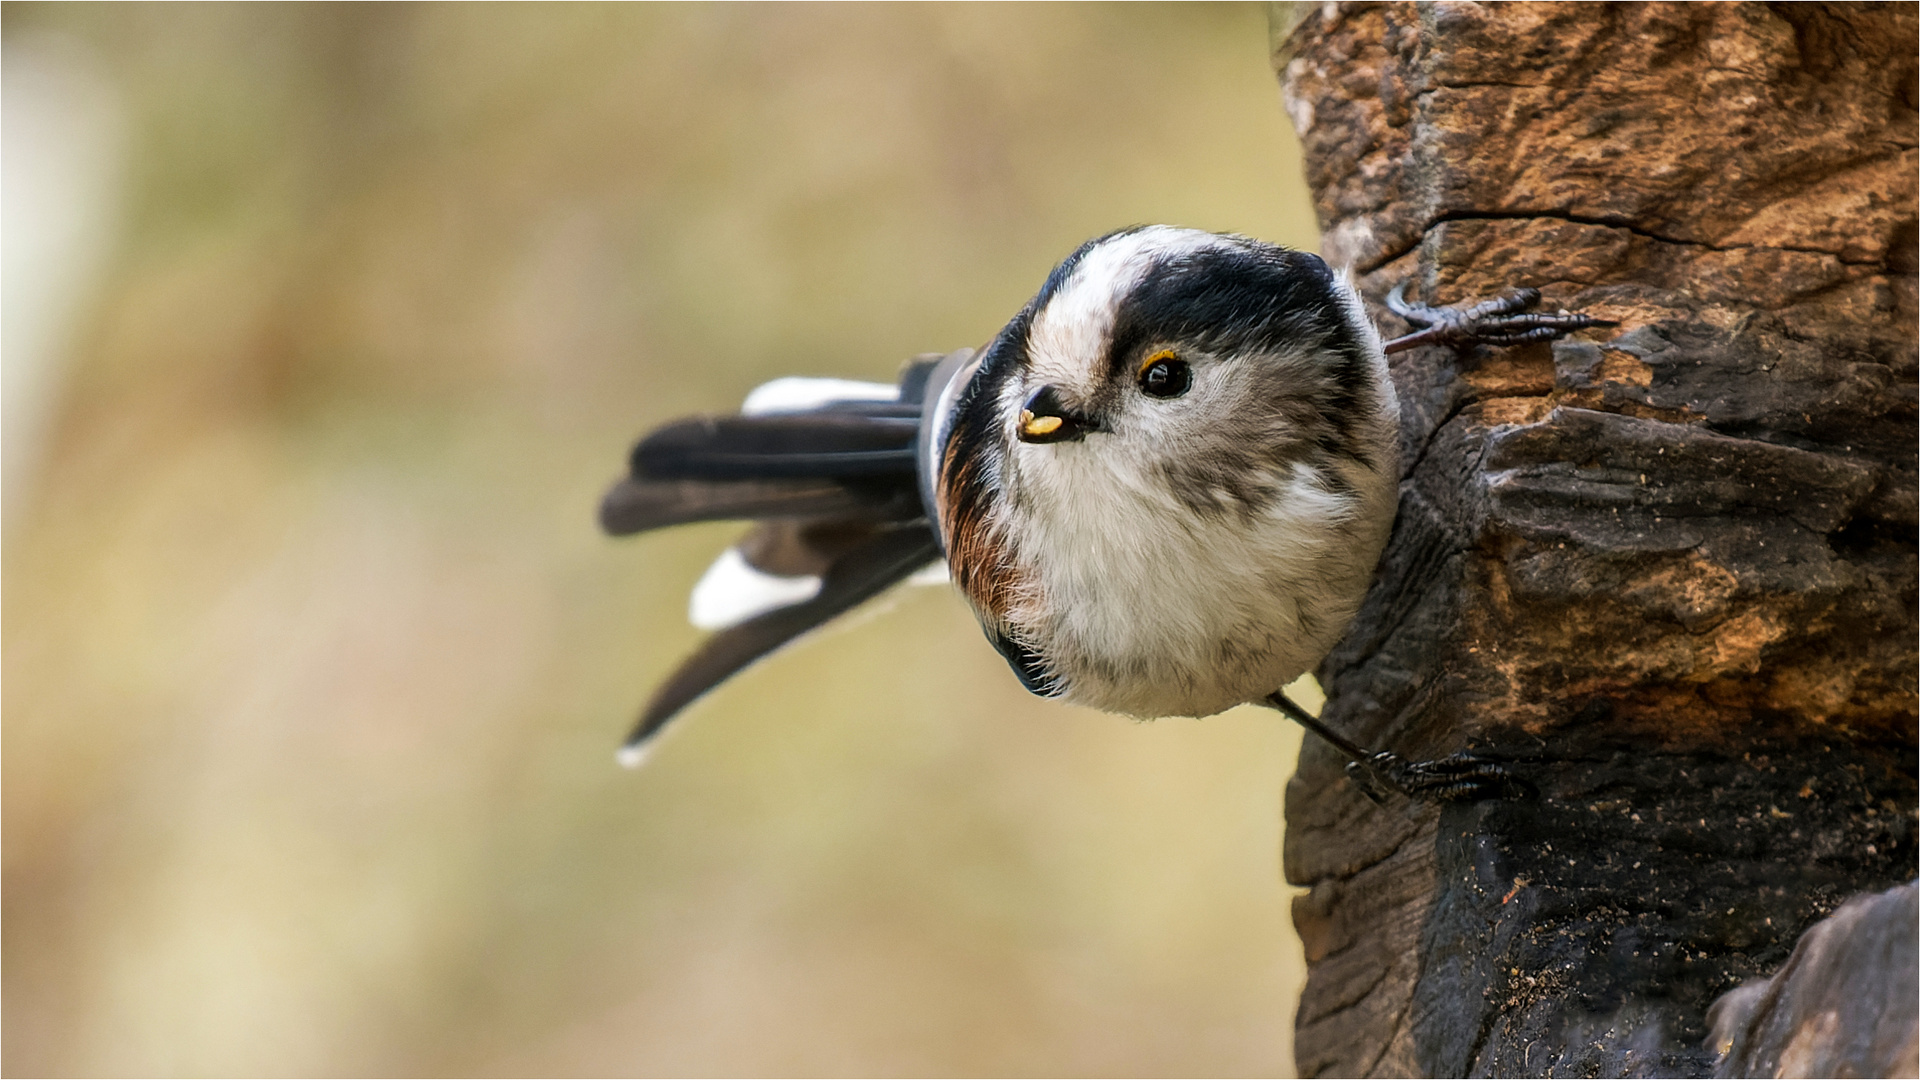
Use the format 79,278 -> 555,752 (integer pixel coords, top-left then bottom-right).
1706,881 -> 1918,1079
1271,4 -> 1918,1077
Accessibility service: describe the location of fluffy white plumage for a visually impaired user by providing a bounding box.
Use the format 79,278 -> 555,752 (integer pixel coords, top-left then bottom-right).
943,226 -> 1400,717
1021,227 -> 1220,390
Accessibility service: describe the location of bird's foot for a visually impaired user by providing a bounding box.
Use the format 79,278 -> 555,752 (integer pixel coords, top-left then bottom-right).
1262,690 -> 1533,805
1381,282 -> 1615,355
1344,750 -> 1535,805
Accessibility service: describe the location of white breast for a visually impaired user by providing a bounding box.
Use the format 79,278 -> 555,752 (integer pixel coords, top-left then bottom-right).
1003,441 -> 1395,718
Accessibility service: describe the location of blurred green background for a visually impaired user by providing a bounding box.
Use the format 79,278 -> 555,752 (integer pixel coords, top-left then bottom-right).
3,4 -> 1325,1075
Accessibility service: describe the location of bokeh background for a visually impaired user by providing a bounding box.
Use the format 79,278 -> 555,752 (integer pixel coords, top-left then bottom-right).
3,4 -> 1327,1075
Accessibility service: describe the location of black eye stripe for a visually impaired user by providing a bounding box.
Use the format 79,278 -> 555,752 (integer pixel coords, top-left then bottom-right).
1104,242 -> 1349,376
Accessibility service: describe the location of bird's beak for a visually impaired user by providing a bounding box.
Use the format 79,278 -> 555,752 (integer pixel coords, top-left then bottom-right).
1018,385 -> 1096,444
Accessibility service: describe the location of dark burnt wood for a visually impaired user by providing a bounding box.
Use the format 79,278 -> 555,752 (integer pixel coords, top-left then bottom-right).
1272,4 -> 1919,1075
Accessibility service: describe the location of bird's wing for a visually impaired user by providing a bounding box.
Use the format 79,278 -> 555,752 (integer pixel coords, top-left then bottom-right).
602,355 -> 968,763
628,413 -> 919,481
600,390 -> 930,535
620,523 -> 941,763
599,475 -> 913,535
687,518 -> 906,630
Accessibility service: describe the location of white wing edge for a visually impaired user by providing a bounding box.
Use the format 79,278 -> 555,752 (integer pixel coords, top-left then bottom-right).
741,377 -> 899,416
688,546 -> 823,630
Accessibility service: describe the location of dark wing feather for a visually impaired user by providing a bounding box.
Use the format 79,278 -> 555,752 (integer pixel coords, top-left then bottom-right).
602,408 -> 925,536
621,524 -> 941,756
599,476 -> 917,535
632,415 -> 918,481
735,519 -> 898,576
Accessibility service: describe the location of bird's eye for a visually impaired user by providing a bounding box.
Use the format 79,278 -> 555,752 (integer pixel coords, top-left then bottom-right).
1137,351 -> 1191,399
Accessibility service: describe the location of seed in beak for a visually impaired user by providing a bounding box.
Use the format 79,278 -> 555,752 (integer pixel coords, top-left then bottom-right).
1017,385 -> 1093,444
1020,411 -> 1063,438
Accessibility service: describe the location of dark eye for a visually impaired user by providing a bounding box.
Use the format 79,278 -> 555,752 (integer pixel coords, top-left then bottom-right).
1137,351 -> 1191,399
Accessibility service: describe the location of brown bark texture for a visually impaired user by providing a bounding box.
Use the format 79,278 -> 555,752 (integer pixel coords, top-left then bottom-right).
1706,881 -> 1918,1079
1272,4 -> 1918,1077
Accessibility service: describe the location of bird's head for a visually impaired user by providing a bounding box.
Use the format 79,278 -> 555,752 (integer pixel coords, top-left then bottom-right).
934,225 -> 1395,626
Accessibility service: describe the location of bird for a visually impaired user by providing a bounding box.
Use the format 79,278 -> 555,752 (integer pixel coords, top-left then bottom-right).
599,225 -> 1609,800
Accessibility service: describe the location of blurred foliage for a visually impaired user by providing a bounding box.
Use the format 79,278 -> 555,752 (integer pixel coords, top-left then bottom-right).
3,3 -> 1323,1075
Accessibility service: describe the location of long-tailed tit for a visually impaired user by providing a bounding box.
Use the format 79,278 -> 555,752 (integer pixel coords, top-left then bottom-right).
600,226 -> 1609,799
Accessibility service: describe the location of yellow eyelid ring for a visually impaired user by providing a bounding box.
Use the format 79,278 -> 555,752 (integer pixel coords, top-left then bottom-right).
1138,349 -> 1179,379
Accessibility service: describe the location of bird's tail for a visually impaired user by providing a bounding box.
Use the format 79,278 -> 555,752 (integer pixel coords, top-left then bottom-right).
600,353 -> 964,762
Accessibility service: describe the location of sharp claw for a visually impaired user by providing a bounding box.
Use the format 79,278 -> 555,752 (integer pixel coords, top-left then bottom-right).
1384,280 -> 1433,324
1349,750 -> 1533,804
1461,288 -> 1537,321
1380,281 -> 1613,355
1267,690 -> 1533,805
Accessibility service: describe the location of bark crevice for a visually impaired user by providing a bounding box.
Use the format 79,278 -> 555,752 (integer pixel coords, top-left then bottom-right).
1276,3 -> 1918,1076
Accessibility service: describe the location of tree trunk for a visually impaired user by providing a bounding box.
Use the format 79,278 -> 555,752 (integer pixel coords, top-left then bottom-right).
1270,4 -> 1918,1076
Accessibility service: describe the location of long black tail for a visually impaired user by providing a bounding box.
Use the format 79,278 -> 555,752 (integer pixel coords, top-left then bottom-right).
601,355 -> 957,762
